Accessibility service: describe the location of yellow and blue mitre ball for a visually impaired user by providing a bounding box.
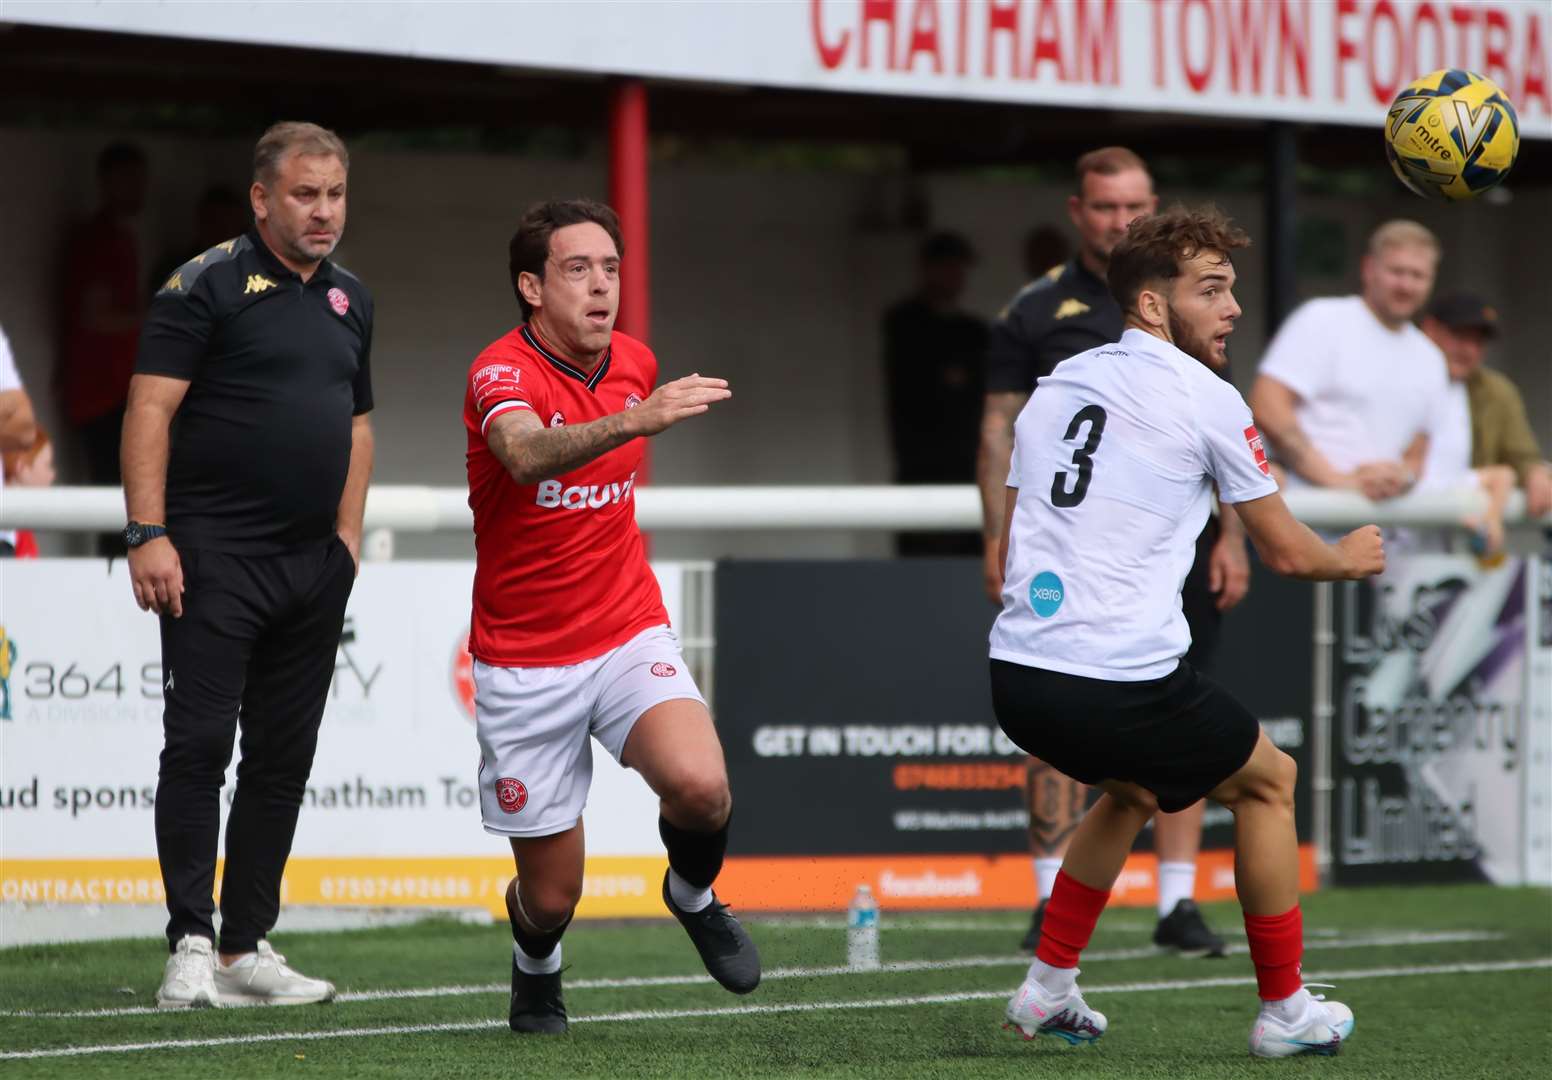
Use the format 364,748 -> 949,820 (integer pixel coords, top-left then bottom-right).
1385,69 -> 1519,201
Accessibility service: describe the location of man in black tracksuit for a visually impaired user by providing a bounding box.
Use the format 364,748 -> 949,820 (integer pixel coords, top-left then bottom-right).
977,148 -> 1249,957
122,122 -> 374,1009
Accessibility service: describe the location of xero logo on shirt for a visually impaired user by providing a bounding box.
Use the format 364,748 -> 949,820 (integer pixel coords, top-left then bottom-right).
1029,571 -> 1064,618
536,471 -> 636,510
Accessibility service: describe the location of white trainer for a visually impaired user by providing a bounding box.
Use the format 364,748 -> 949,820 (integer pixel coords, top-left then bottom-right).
213,940 -> 336,1007
1249,990 -> 1355,1058
156,934 -> 218,1009
1003,974 -> 1108,1045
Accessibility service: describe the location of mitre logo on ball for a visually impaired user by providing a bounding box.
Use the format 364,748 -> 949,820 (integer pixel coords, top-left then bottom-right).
1385,69 -> 1519,201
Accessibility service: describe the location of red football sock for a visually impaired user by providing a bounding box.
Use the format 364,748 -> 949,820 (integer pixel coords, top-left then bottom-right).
1034,869 -> 1111,969
1244,905 -> 1304,1001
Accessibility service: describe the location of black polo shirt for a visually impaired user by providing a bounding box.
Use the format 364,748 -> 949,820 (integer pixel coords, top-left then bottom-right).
135,229 -> 374,554
985,256 -> 1234,391
985,258 -> 1120,393
882,295 -> 989,483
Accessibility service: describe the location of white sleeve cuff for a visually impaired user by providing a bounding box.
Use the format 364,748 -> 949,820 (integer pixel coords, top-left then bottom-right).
480,399 -> 533,436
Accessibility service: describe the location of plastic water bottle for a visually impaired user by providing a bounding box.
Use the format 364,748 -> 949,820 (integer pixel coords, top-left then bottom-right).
846,883 -> 881,970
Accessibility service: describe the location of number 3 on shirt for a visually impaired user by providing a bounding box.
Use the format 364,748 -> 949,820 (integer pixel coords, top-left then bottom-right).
1050,404 -> 1108,508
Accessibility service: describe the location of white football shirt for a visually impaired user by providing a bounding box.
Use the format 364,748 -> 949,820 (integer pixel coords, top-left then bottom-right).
990,328 -> 1279,681
1257,295 -> 1448,489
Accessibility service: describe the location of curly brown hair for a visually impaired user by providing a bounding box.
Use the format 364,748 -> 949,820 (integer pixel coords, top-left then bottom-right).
1107,204 -> 1250,316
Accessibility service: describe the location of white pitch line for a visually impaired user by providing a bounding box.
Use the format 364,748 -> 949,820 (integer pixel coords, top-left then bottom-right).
752,918 -> 1119,932
2,957 -> 1546,1061
0,929 -> 1505,1021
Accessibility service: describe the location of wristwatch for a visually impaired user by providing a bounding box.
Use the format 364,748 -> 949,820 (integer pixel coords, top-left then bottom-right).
123,521 -> 168,548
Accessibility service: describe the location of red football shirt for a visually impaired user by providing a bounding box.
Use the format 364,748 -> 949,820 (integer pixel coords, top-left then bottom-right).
463,325 -> 668,667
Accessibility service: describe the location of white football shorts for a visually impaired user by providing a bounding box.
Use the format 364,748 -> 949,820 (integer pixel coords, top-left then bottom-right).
474,624 -> 705,837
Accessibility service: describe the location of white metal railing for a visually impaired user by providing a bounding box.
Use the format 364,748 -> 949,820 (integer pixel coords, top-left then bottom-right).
1,484 -> 1545,532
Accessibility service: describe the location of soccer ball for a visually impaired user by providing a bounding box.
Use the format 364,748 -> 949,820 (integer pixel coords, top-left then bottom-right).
1384,69 -> 1519,201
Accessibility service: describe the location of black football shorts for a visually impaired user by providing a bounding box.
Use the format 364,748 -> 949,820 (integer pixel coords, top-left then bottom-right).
990,658 -> 1260,813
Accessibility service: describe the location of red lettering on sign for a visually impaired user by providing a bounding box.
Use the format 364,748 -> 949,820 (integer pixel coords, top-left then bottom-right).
906,0 -> 944,72
861,0 -> 899,70
1150,0 -> 1168,87
1482,7 -> 1512,92
1030,0 -> 1067,80
986,0 -> 1022,79
1276,0 -> 1310,97
1525,12 -> 1550,114
1180,0 -> 1217,92
1334,0 -> 1360,99
812,0 -> 850,69
1367,0 -> 1404,104
802,0 -> 1542,124
1448,3 -> 1479,64
1410,2 -> 1445,75
1224,0 -> 1268,94
1075,0 -> 1119,85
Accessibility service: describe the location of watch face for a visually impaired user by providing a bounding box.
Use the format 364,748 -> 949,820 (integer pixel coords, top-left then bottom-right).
124,523 -> 143,547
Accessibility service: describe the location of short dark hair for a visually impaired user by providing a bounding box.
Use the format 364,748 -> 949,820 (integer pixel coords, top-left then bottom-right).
1107,204 -> 1250,315
508,199 -> 624,320
253,121 -> 349,185
96,142 -> 146,178
1074,146 -> 1149,195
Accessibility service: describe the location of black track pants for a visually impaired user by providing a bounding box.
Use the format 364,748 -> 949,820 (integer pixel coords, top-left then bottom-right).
154,538 -> 354,954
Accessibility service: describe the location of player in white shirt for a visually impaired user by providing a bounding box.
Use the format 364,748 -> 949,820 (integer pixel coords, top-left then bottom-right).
990,207 -> 1385,1059
1249,220 -> 1448,501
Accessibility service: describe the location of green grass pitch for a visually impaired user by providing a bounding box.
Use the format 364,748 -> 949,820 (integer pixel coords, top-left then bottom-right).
2,884 -> 1548,1078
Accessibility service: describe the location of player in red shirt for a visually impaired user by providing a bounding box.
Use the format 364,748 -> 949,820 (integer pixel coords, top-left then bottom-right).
463,199 -> 757,1035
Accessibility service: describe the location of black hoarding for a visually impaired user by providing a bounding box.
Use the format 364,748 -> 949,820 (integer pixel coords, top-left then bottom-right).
715,556 -> 1314,860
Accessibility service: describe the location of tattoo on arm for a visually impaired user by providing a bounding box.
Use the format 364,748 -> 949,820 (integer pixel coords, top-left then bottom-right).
978,393 -> 1027,539
489,409 -> 636,485
1025,759 -> 1088,856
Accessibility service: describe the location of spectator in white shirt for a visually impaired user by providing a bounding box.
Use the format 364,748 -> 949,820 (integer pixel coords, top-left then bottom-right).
1249,221 -> 1448,502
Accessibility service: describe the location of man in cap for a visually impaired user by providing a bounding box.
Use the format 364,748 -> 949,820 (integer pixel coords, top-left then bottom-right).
1420,293 -> 1551,519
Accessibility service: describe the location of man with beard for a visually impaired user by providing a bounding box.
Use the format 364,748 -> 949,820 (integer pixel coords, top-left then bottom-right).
991,205 -> 1384,1057
1250,220 -> 1447,501
124,122 -> 372,1009
978,148 -> 1247,956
